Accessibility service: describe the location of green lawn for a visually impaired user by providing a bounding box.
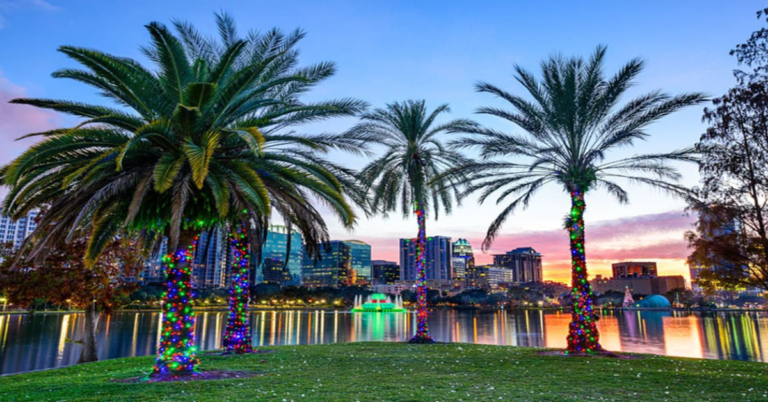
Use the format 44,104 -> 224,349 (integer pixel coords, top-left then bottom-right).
0,342 -> 766,401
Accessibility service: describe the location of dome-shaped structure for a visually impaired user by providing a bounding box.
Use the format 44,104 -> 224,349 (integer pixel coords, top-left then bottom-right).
632,295 -> 671,309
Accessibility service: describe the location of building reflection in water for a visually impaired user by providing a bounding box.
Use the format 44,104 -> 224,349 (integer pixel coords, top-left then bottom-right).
3,309 -> 768,375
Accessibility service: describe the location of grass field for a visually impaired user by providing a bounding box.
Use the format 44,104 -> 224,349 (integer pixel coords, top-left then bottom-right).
0,342 -> 766,401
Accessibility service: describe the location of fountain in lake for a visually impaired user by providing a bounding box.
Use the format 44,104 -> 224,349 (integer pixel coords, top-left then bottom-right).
351,293 -> 406,312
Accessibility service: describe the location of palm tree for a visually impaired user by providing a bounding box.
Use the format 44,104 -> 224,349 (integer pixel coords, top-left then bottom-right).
453,46 -> 706,353
1,17 -> 364,377
172,14 -> 369,354
351,100 -> 473,343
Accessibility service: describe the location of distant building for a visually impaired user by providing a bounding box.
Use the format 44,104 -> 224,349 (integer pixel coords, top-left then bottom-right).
372,283 -> 411,295
193,228 -> 230,288
451,238 -> 475,281
653,276 -> 687,294
139,239 -> 167,283
256,225 -> 303,286
0,208 -> 38,249
464,264 -> 485,288
464,265 -> 514,289
399,236 -> 452,281
689,265 -> 704,292
302,240 -> 371,287
138,232 -> 230,288
372,260 -> 400,285
493,247 -> 543,283
612,261 -> 658,278
593,275 -> 686,295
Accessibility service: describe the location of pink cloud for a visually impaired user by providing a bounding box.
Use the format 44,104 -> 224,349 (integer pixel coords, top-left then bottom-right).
0,71 -> 62,166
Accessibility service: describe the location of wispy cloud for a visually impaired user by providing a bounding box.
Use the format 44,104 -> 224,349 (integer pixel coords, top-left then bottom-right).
0,0 -> 59,29
0,70 -> 62,165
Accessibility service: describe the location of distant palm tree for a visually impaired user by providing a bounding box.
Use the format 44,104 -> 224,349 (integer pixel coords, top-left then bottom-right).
173,13 -> 369,355
352,100 -> 473,343
1,16 -> 365,377
453,46 -> 706,353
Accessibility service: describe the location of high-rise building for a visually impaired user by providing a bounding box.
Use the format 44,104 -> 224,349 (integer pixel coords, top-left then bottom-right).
302,240 -> 371,287
493,247 -> 543,283
464,265 -> 514,289
372,260 -> 400,285
451,238 -> 475,280
256,225 -> 304,286
689,265 -> 704,292
135,230 -> 231,288
193,228 -> 230,288
139,239 -> 167,283
0,208 -> 38,250
612,261 -> 658,278
400,236 -> 452,281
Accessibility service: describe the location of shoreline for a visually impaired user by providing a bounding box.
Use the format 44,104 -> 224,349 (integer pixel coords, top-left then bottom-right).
2,306 -> 764,315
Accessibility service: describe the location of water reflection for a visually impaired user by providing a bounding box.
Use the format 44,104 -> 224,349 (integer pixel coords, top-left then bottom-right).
2,309 -> 768,375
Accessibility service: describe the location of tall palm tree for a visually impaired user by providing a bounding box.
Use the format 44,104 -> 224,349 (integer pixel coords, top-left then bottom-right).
1,17 -> 364,377
453,46 -> 706,353
172,13 -> 369,354
352,100 -> 473,343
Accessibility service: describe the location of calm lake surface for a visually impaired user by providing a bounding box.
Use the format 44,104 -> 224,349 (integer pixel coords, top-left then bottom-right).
1,309 -> 767,375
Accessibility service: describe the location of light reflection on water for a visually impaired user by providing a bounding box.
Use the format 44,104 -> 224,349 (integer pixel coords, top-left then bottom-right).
1,309 -> 767,375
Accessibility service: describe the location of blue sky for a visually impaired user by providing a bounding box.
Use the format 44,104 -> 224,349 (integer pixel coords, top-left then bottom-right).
0,0 -> 762,281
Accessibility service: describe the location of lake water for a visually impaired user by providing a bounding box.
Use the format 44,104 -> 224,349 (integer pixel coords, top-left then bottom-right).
1,309 -> 767,375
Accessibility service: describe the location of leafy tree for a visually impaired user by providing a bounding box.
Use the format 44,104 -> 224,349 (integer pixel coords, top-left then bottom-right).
0,238 -> 142,363
453,46 -> 706,353
687,15 -> 768,294
1,14 -> 360,378
731,7 -> 768,83
352,100 -> 473,343
399,290 -> 417,304
172,14 -> 367,355
664,287 -> 694,308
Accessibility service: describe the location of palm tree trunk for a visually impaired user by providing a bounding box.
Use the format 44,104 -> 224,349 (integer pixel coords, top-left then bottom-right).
222,222 -> 254,354
150,230 -> 200,379
409,201 -> 434,344
566,188 -> 602,353
78,301 -> 99,363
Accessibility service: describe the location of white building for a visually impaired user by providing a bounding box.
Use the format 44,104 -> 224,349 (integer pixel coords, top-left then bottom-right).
372,283 -> 412,295
0,208 -> 38,249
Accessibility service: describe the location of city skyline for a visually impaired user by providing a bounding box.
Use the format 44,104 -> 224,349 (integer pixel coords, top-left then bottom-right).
0,1 -> 756,283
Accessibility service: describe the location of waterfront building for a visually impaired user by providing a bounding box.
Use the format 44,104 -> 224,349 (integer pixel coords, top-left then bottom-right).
256,225 -> 303,286
592,275 -> 686,295
493,247 -> 543,283
138,239 -> 166,283
0,208 -> 38,250
465,265 -> 514,289
139,229 -> 232,288
372,260 -> 400,285
302,240 -> 371,287
193,228 -> 230,288
451,238 -> 475,281
372,283 -> 411,295
612,261 -> 658,278
689,265 -> 704,292
400,236 -> 452,281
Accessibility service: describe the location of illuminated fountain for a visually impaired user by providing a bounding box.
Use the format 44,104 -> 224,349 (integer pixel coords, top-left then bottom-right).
351,293 -> 406,313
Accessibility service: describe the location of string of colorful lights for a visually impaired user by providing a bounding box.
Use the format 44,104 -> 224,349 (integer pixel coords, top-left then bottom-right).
409,203 -> 434,343
222,223 -> 254,354
151,235 -> 200,378
566,189 -> 601,353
